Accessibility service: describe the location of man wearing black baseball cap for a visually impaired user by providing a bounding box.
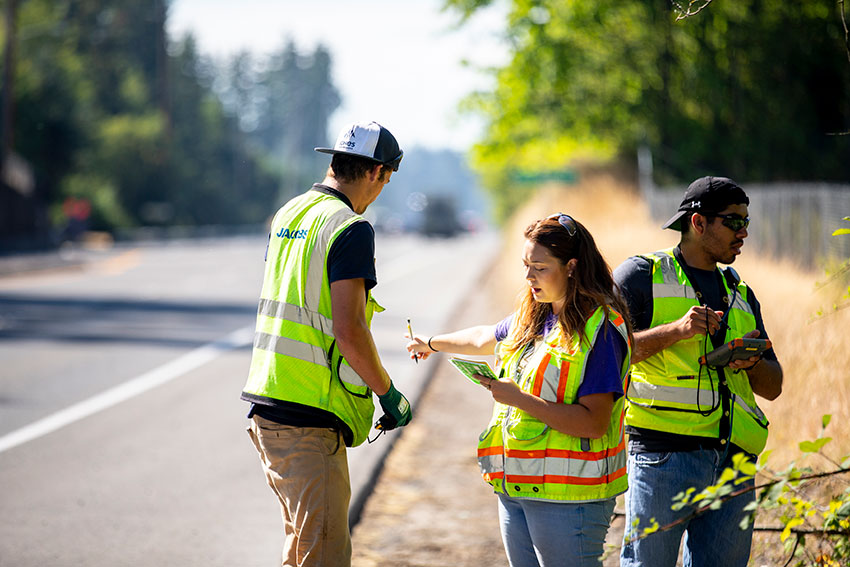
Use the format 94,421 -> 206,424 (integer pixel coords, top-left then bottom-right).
660,176 -> 750,232
615,176 -> 784,567
242,121 -> 411,567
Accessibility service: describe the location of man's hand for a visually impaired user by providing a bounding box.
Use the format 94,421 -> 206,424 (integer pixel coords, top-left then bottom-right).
376,382 -> 412,430
632,305 -> 725,364
728,330 -> 763,371
676,305 -> 724,339
725,329 -> 783,400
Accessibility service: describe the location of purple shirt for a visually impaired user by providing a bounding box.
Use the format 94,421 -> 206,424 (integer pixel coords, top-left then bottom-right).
494,313 -> 626,400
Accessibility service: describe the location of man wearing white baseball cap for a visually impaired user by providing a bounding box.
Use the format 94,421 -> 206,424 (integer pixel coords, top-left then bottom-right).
242,121 -> 410,566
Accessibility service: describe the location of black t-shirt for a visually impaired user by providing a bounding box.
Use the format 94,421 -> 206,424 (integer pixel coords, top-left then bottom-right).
613,248 -> 776,453
263,185 -> 377,289
247,185 -> 377,445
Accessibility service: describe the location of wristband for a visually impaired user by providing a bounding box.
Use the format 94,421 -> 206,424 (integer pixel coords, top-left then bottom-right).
428,336 -> 438,352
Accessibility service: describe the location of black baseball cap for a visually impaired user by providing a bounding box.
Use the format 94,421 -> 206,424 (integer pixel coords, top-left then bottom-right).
315,121 -> 403,171
662,176 -> 750,231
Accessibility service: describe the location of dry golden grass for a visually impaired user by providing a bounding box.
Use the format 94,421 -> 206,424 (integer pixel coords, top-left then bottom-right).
488,169 -> 850,468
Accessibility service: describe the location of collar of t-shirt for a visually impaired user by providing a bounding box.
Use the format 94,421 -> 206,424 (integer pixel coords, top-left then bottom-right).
496,312 -> 557,342
311,184 -> 354,211
673,245 -> 727,312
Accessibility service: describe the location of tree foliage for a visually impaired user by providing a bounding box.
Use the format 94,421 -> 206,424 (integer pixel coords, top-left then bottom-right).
1,0 -> 340,239
211,42 -> 341,204
813,217 -> 850,318
446,0 -> 850,222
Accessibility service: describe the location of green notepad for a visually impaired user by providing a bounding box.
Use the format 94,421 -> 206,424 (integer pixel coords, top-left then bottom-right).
448,357 -> 498,385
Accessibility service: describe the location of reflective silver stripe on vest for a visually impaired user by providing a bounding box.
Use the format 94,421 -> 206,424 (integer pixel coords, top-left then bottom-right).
656,254 -> 679,285
479,453 -> 503,474
256,299 -> 334,337
338,363 -> 367,389
254,331 -> 327,366
653,252 -> 752,314
536,316 -> 612,404
537,362 -> 563,403
729,292 -> 754,316
652,282 -> 700,301
254,331 -> 368,389
627,379 -> 718,407
734,393 -> 767,422
652,253 -> 698,300
305,207 -> 361,309
506,451 -> 626,479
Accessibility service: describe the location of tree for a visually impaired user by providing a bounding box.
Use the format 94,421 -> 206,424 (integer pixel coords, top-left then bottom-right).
446,0 -> 850,222
214,41 -> 341,202
1,0 -> 289,240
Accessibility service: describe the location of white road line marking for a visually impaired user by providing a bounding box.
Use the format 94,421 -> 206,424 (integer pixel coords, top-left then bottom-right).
0,326 -> 254,454
0,245 -> 463,454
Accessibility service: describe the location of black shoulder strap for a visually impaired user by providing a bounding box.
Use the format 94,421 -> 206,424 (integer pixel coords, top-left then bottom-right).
722,266 -> 741,289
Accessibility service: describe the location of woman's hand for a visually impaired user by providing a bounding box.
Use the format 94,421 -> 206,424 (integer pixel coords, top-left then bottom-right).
476,375 -> 524,406
405,333 -> 434,362
477,374 -> 615,439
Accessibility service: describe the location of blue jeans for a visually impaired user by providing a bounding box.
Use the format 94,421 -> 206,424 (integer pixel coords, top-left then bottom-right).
620,448 -> 756,567
497,493 -> 616,567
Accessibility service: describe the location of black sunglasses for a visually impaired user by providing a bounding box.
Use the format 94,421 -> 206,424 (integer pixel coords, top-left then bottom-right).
710,213 -> 750,232
385,152 -> 403,172
548,213 -> 577,236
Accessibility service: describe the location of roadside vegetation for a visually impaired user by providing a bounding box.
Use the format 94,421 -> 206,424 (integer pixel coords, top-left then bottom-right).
446,0 -> 850,222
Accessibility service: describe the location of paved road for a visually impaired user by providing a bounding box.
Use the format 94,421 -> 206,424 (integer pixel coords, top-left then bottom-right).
0,231 -> 498,567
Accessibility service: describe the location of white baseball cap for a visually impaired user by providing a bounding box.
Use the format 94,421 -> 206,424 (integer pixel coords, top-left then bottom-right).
315,121 -> 403,171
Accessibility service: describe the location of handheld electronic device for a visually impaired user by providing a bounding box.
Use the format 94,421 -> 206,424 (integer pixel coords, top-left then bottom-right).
699,338 -> 771,368
374,414 -> 392,431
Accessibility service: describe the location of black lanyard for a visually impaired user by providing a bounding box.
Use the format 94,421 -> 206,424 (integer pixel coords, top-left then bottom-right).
671,246 -> 736,443
672,246 -> 732,350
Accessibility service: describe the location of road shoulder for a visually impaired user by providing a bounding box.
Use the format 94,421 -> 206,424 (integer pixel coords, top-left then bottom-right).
351,279 -> 508,566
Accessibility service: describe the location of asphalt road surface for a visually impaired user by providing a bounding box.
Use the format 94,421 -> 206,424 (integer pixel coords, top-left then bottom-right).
0,231 -> 498,567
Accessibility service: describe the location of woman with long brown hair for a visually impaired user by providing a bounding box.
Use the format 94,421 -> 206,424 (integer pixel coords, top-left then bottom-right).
407,213 -> 632,567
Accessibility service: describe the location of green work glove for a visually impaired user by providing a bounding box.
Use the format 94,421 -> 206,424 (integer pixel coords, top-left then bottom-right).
376,382 -> 412,431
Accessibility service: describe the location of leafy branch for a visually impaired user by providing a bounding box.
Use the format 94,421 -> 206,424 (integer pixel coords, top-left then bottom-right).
624,462 -> 850,542
673,0 -> 849,65
670,0 -> 714,21
624,415 -> 850,566
811,218 -> 850,320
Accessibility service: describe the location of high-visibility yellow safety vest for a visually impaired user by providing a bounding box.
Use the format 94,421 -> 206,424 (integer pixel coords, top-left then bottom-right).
624,248 -> 769,455
478,307 -> 632,502
242,190 -> 383,447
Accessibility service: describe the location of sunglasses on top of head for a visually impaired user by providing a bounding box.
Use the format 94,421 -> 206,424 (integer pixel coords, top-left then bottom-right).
547,212 -> 577,236
709,213 -> 750,232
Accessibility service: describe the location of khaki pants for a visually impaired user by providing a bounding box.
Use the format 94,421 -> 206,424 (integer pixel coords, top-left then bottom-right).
248,416 -> 352,567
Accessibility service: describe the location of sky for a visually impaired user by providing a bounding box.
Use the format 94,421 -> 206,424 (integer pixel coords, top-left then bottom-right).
167,0 -> 510,152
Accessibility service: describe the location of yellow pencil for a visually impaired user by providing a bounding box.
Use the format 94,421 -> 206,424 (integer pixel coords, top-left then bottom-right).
407,318 -> 418,364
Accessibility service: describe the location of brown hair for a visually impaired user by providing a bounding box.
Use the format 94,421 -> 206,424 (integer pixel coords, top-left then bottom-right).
330,153 -> 393,183
501,215 -> 633,354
